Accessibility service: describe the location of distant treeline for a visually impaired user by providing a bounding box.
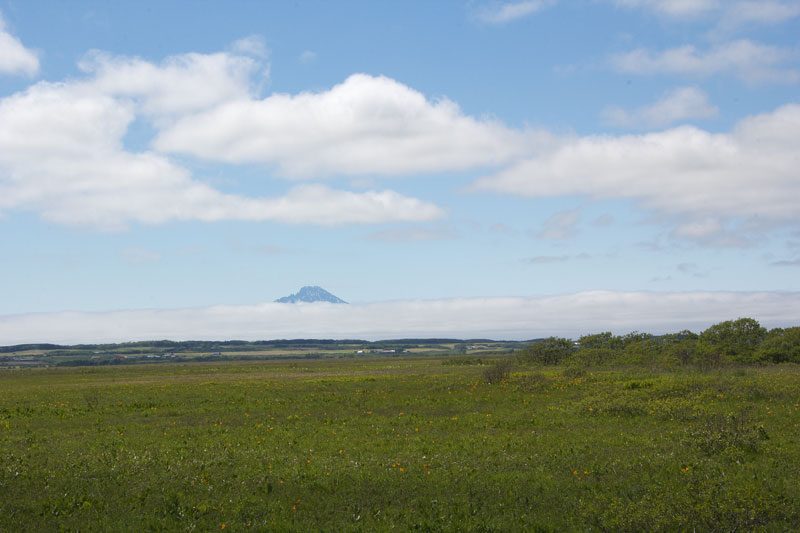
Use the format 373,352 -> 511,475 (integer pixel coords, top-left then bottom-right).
0,338 -> 504,355
518,318 -> 800,367
0,343 -> 64,353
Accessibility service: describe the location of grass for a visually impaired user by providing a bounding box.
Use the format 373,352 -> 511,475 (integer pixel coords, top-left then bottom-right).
1,358 -> 799,531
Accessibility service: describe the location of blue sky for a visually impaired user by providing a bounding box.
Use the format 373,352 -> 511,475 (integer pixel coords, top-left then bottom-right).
1,0 -> 799,343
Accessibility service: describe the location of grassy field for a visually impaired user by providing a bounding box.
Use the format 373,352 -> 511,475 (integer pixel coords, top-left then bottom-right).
1,356 -> 799,531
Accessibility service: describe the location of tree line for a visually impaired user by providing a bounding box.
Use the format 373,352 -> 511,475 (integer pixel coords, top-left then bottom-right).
517,318 -> 800,367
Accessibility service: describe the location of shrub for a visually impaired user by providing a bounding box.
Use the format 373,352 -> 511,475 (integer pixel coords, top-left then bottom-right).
577,331 -> 619,349
757,327 -> 800,363
569,348 -> 616,367
517,337 -> 573,365
83,388 -> 100,410
483,359 -> 513,384
683,410 -> 769,455
561,365 -> 586,379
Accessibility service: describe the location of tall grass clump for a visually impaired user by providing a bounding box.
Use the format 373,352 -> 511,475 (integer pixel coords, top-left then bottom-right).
482,358 -> 513,383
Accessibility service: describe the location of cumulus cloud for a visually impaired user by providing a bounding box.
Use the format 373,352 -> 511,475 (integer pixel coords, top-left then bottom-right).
0,78 -> 443,230
154,73 -> 538,178
78,50 -> 259,117
472,104 -> 800,244
0,45 -> 547,231
1,291 -> 798,344
0,12 -> 39,76
477,1 -> 557,24
611,39 -> 799,84
603,86 -> 718,128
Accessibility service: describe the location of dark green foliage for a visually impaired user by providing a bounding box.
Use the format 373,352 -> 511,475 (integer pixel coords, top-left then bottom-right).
517,337 -> 573,365
442,357 -> 487,366
570,348 -> 616,367
619,331 -> 653,346
659,332 -> 699,365
514,319 -> 794,370
578,331 -> 620,349
757,327 -> 800,363
699,317 -> 767,363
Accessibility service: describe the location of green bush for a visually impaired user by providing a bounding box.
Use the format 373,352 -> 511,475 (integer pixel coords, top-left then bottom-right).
699,318 -> 767,363
568,348 -> 616,367
517,337 -> 573,365
683,411 -> 769,455
483,359 -> 513,384
561,365 -> 586,379
757,327 -> 800,363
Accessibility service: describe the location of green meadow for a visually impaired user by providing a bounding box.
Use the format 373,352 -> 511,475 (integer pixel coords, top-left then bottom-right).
1,357 -> 799,531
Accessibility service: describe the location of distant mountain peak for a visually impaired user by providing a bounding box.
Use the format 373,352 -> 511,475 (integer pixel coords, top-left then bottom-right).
275,286 -> 348,304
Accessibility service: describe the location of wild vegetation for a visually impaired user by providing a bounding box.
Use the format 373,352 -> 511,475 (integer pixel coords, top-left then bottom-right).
1,318 -> 798,530
518,318 -> 800,368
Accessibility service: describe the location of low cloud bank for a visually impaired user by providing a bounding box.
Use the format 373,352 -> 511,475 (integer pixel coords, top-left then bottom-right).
1,291 -> 799,345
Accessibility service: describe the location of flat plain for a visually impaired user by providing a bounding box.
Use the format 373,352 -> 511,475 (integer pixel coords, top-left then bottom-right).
1,356 -> 799,531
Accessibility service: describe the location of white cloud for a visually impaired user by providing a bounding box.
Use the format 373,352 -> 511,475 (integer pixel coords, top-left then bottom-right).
612,0 -> 800,23
473,104 -> 800,244
611,0 -> 720,17
533,208 -> 581,240
603,86 -> 718,128
154,73 -> 539,178
718,1 -> 800,29
1,291 -> 798,344
614,0 -> 800,38
79,50 -> 259,117
242,185 -> 445,226
0,79 -> 443,230
0,11 -> 39,76
231,35 -> 269,59
477,1 -> 557,24
611,39 -> 799,84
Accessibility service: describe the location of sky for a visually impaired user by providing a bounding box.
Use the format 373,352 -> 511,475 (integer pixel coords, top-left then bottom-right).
0,0 -> 799,343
